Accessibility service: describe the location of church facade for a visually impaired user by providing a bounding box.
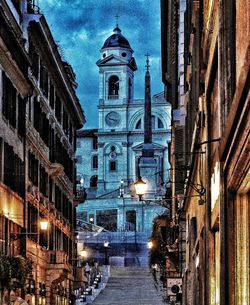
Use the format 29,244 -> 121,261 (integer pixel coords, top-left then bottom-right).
76,25 -> 171,240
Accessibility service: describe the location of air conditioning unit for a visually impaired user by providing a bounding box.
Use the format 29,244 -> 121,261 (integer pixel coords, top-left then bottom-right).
167,278 -> 182,296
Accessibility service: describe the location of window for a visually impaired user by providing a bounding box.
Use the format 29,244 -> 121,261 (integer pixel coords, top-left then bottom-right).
125,210 -> 136,231
28,203 -> 38,242
40,165 -> 48,196
4,141 -> 24,197
92,137 -> 98,150
135,119 -> 142,129
96,209 -> 117,231
90,175 -> 98,187
55,184 -> 62,212
157,118 -> 164,128
108,75 -> 119,99
2,72 -> 17,128
40,64 -> 48,97
28,151 -> 38,187
63,107 -> 69,135
49,80 -> 55,109
29,40 -> 39,79
18,95 -> 25,137
92,155 -> 98,169
78,211 -> 87,222
33,97 -> 49,146
55,95 -> 62,123
128,77 -> 132,100
109,160 -> 117,171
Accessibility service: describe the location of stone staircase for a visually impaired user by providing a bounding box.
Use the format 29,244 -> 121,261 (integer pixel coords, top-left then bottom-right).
89,267 -> 165,305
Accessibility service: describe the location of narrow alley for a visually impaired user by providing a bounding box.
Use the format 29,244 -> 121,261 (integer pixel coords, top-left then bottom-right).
90,267 -> 165,305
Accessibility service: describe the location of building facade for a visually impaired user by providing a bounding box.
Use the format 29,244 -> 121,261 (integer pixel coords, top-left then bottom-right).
76,25 -> 171,266
0,1 -> 85,304
161,0 -> 249,304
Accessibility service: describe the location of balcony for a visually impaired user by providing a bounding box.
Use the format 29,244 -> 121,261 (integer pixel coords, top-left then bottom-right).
74,187 -> 87,204
108,95 -> 119,100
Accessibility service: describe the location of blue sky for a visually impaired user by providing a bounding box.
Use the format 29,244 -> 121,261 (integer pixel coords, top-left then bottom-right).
39,0 -> 163,128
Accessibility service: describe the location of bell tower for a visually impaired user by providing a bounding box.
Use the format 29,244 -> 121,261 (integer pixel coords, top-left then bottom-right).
96,24 -> 137,130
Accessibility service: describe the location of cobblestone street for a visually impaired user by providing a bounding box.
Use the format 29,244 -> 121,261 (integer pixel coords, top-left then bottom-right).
90,267 -> 165,305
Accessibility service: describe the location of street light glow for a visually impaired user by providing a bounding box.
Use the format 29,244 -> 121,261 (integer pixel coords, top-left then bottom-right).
134,176 -> 147,201
147,241 -> 153,249
40,218 -> 49,231
80,249 -> 88,258
103,241 -> 109,248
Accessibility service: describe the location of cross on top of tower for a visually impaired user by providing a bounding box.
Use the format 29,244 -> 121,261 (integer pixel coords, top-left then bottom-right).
145,53 -> 150,71
115,14 -> 120,27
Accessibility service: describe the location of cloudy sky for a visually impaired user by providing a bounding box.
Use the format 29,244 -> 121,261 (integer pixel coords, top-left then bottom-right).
39,0 -> 163,128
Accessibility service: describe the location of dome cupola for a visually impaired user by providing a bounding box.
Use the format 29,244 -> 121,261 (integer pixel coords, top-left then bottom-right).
102,26 -> 131,50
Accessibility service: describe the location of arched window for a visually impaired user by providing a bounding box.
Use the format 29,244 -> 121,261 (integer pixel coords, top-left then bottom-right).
157,118 -> 164,128
108,75 -> 119,99
135,119 -> 142,129
90,175 -> 98,187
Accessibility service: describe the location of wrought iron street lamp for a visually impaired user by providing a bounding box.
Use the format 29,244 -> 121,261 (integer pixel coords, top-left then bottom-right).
147,240 -> 154,249
134,176 -> 147,201
103,241 -> 110,265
